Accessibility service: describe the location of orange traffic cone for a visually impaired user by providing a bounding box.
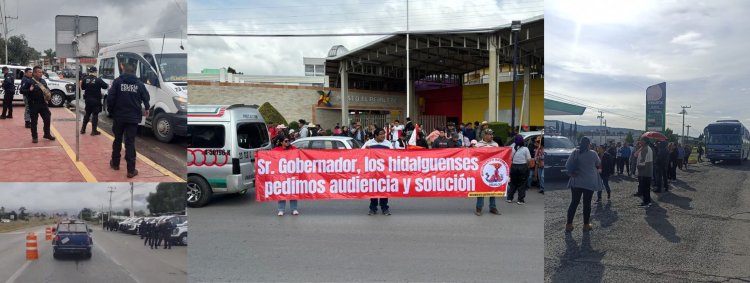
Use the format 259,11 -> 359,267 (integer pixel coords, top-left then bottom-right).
45,227 -> 52,241
26,232 -> 38,260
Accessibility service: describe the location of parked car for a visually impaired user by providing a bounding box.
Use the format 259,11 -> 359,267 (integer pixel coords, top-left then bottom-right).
0,64 -> 76,107
52,220 -> 93,259
542,135 -> 576,179
167,215 -> 188,245
290,136 -> 363,149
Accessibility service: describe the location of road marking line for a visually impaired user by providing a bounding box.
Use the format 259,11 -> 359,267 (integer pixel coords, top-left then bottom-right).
0,146 -> 57,151
50,125 -> 97,182
4,259 -> 31,283
94,238 -> 143,283
63,108 -> 185,182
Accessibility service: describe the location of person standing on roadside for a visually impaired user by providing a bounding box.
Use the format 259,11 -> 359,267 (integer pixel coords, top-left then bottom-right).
596,145 -> 614,202
1,66 -> 14,119
506,134 -> 532,205
676,143 -> 685,170
273,135 -> 300,216
636,137 -> 655,208
22,66 -> 56,143
565,137 -> 602,232
684,144 -> 692,170
80,66 -> 108,135
475,129 -> 500,216
107,58 -> 150,178
668,143 -> 678,180
619,142 -> 632,175
629,142 -> 639,177
614,142 -> 622,175
535,136 -> 545,194
653,141 -> 669,193
697,144 -> 704,162
362,128 -> 394,215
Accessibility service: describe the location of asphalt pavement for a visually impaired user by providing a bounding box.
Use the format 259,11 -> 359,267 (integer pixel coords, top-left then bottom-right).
544,161 -> 750,282
68,100 -> 187,178
0,225 -> 186,283
188,188 -> 544,282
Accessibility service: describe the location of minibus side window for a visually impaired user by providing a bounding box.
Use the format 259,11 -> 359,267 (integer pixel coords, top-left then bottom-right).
189,125 -> 225,148
100,58 -> 115,79
237,123 -> 269,149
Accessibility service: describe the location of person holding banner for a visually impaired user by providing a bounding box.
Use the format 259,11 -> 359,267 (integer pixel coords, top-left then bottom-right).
506,135 -> 532,205
474,129 -> 500,216
272,135 -> 300,216
361,128 -> 394,215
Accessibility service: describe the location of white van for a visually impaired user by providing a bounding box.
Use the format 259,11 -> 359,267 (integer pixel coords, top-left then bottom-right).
96,38 -> 187,143
0,64 -> 76,107
187,104 -> 271,207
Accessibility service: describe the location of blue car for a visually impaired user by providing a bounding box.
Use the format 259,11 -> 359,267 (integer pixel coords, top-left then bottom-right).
52,220 -> 93,259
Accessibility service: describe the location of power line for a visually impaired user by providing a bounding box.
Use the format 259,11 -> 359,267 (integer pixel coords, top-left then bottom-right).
188,25 -> 521,37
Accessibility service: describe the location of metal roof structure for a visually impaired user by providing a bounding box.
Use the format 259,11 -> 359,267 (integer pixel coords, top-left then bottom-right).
325,15 -> 543,91
544,98 -> 587,115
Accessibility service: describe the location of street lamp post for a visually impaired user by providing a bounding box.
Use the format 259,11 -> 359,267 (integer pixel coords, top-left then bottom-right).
510,21 -> 521,131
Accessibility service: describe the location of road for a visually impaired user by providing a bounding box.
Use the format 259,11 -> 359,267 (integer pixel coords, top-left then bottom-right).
0,225 -> 186,283
188,189 -> 544,282
67,101 -> 187,178
544,161 -> 750,282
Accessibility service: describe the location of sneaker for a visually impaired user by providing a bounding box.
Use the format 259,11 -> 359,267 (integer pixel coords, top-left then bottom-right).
565,224 -> 574,232
382,209 -> 391,216
32,138 -> 38,143
42,135 -> 56,141
475,207 -> 482,216
91,130 -> 101,136
539,190 -> 544,194
517,201 -> 525,205
583,224 -> 593,231
639,203 -> 651,208
368,210 -> 376,216
110,160 -> 120,170
292,210 -> 299,215
277,211 -> 284,216
127,170 -> 139,178
80,129 -> 86,134
506,199 -> 513,203
489,208 -> 500,215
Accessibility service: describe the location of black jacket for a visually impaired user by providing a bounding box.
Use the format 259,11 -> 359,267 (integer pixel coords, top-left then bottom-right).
2,72 -> 14,92
81,74 -> 108,104
20,78 -> 49,106
107,73 -> 150,123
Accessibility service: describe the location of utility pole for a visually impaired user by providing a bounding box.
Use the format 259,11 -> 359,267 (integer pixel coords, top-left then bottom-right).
686,125 -> 691,143
1,0 -> 17,65
680,105 -> 691,144
597,111 -> 604,145
604,119 -> 607,143
107,186 -> 115,219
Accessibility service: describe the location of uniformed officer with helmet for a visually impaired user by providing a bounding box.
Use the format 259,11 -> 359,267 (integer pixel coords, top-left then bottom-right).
107,56 -> 150,178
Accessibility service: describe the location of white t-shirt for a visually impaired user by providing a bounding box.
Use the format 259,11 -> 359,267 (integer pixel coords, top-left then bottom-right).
362,139 -> 394,149
511,146 -> 532,164
390,124 -> 404,141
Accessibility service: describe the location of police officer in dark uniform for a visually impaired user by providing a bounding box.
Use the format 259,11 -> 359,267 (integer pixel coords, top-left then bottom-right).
80,66 -> 108,135
162,220 -> 173,249
20,68 -> 32,128
1,66 -> 14,119
151,221 -> 161,249
20,66 -> 55,143
143,221 -> 151,246
138,218 -> 147,239
107,57 -> 150,178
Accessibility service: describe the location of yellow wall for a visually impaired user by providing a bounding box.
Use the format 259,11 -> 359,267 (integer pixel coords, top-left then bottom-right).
461,79 -> 544,126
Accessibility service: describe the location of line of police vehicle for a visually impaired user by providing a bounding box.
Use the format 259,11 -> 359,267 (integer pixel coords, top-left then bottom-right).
116,215 -> 188,246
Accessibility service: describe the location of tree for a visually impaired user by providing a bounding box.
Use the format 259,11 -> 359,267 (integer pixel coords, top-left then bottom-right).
147,182 -> 187,214
1,35 -> 40,65
698,133 -> 705,141
664,128 -> 678,143
258,102 -> 288,126
18,207 -> 26,220
80,208 -> 93,221
625,132 -> 634,144
227,66 -> 236,74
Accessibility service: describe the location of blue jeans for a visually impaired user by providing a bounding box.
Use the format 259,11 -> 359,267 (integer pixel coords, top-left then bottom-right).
278,200 -> 298,211
476,197 -> 496,209
528,168 -> 545,190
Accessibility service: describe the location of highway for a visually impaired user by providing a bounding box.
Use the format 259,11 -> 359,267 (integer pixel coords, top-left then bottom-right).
0,224 -> 186,283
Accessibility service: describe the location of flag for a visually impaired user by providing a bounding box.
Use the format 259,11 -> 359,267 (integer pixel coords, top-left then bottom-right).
317,90 -> 332,106
408,123 -> 420,146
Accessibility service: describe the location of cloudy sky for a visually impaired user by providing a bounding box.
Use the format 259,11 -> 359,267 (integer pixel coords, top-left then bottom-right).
545,0 -> 750,137
3,0 -> 185,53
0,183 -> 158,215
187,0 -> 543,75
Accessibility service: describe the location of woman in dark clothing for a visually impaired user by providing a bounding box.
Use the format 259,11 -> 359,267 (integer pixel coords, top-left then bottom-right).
597,145 -> 615,202
668,142 -> 678,180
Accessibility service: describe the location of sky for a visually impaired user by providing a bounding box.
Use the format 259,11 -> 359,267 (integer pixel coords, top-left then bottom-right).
0,183 -> 158,215
545,0 -> 750,137
187,0 -> 543,75
1,0 -> 186,53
